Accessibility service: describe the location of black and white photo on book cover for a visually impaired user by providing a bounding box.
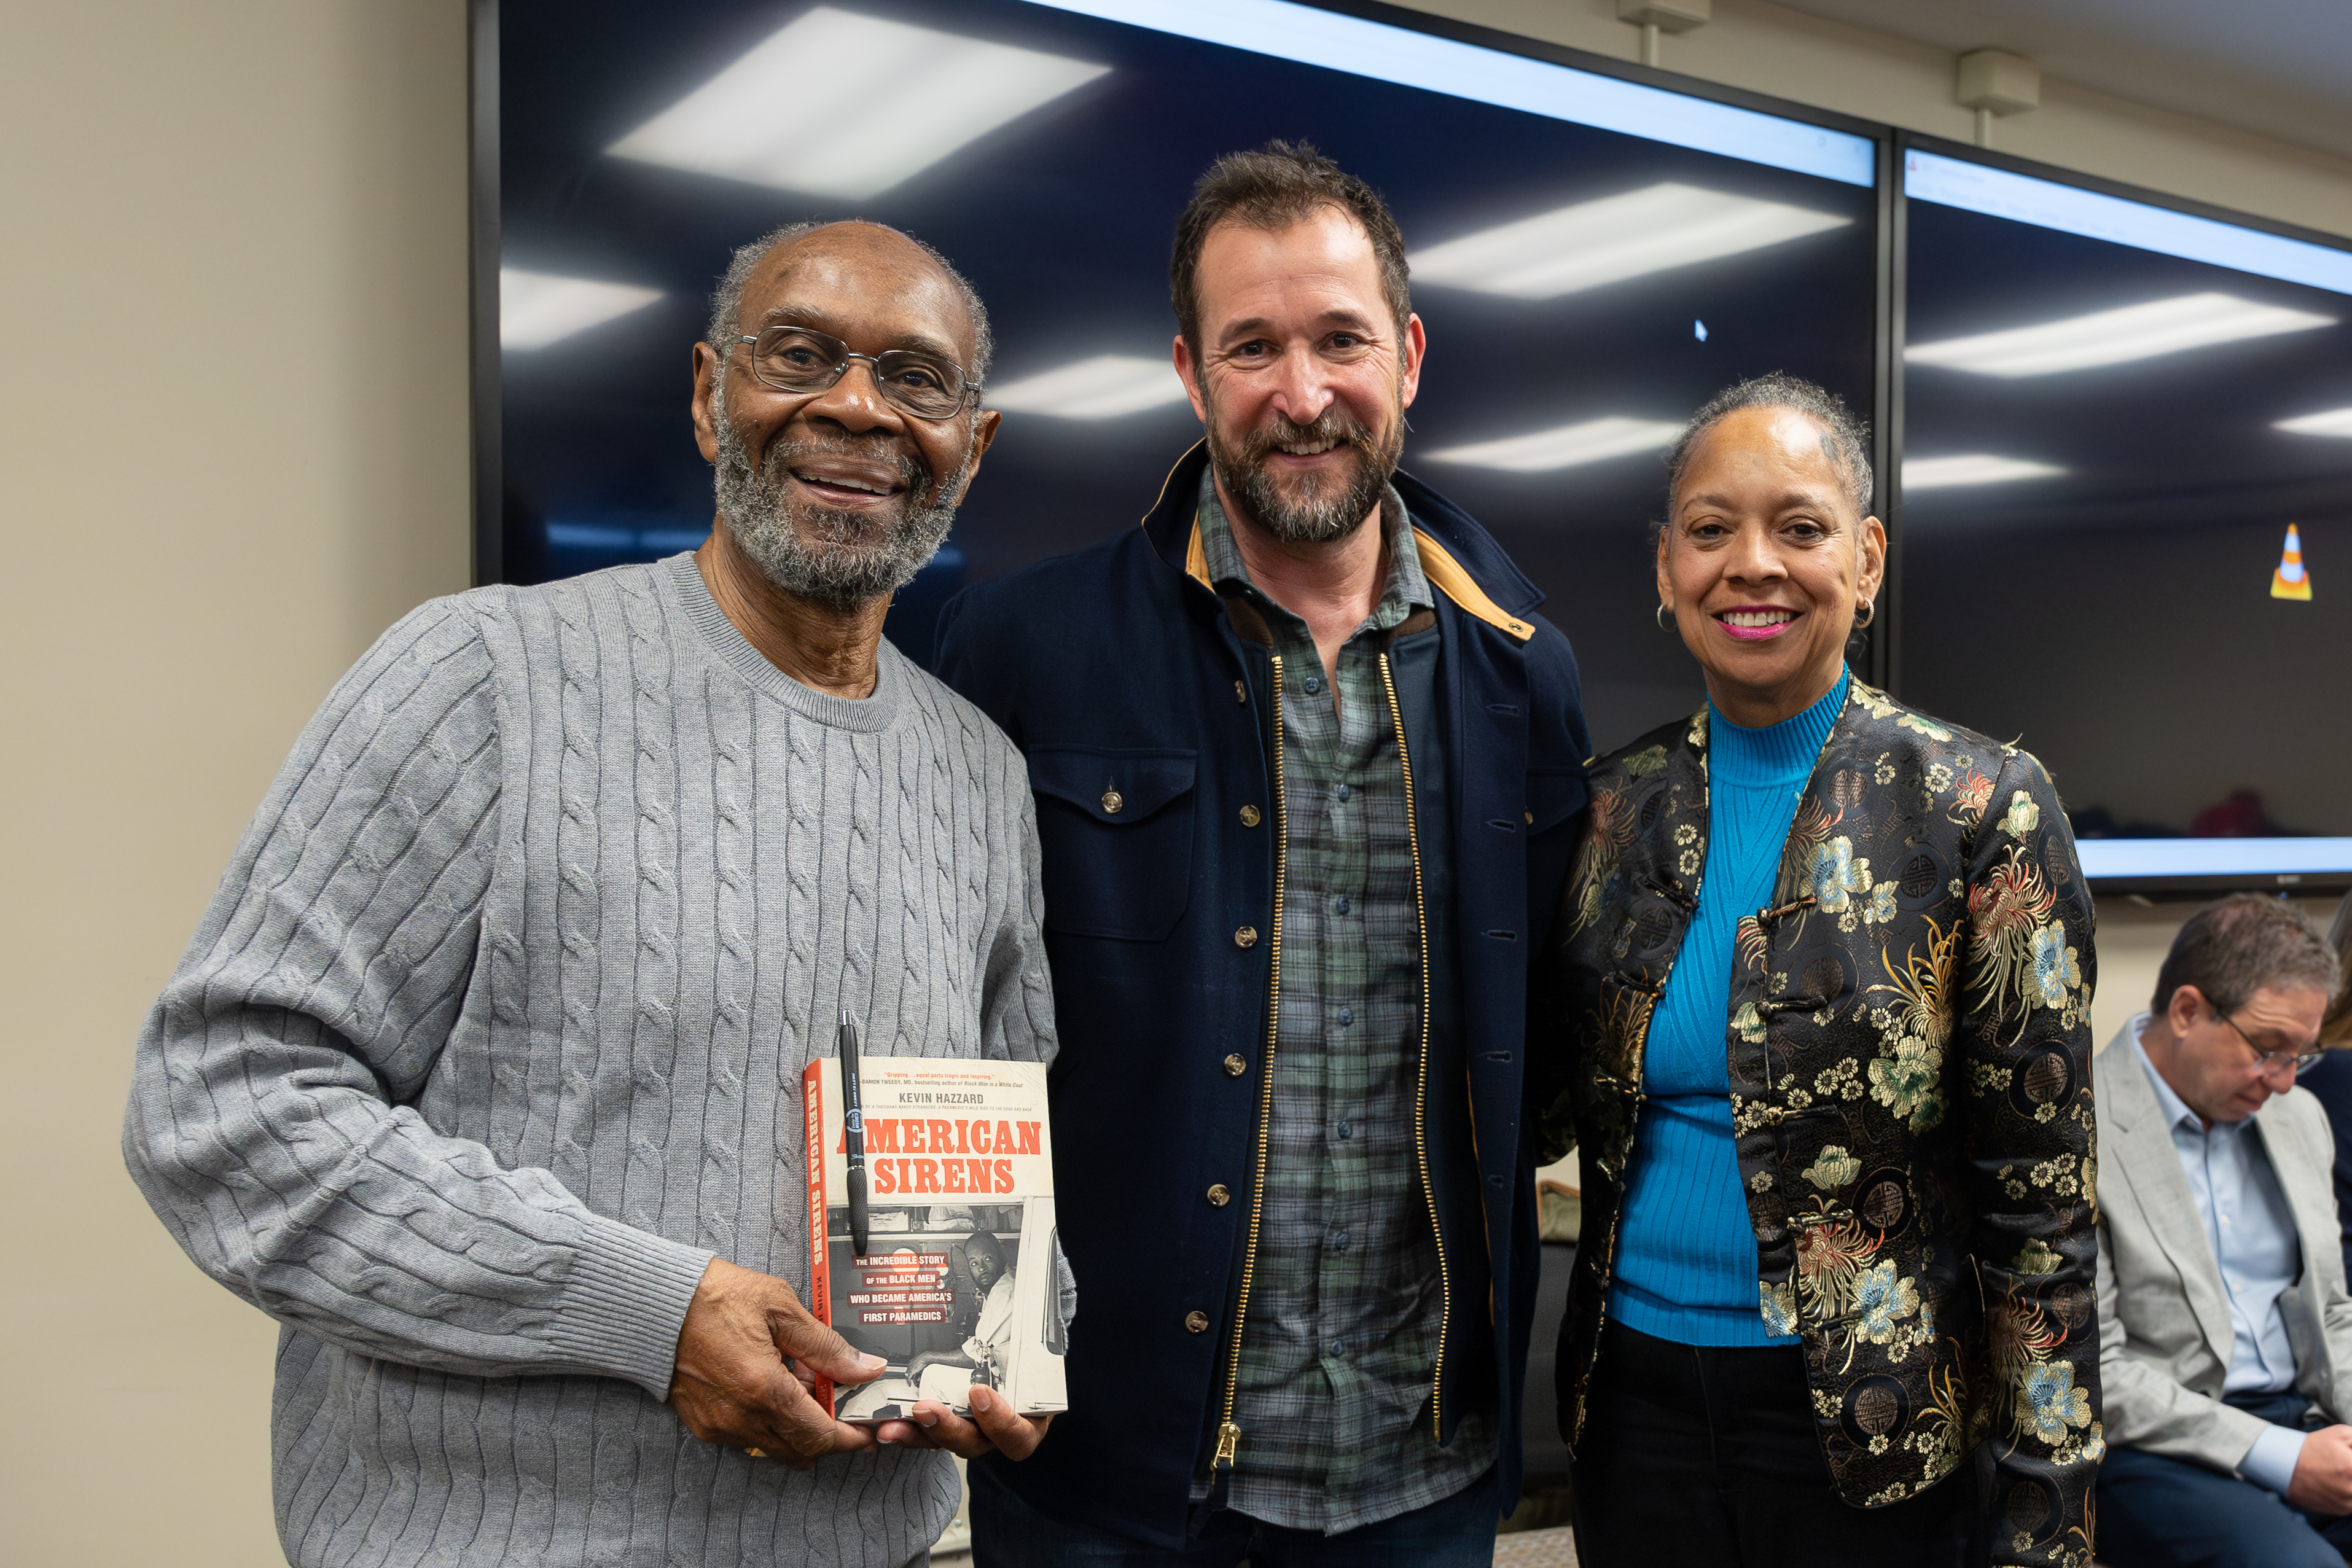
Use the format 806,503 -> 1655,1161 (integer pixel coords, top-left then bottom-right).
802,1056 -> 1069,1422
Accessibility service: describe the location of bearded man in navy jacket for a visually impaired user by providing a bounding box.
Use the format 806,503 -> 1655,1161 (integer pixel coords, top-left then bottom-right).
936,142 -> 1590,1564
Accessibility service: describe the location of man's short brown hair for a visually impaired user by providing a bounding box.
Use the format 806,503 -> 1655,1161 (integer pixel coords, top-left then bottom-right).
1169,140 -> 1411,357
2152,892 -> 2342,1017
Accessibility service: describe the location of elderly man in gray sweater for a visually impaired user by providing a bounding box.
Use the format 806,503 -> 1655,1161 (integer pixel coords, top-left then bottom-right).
125,220 -> 1052,1568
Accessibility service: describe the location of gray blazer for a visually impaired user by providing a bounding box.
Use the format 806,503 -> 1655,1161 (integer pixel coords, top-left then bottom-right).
2096,1018 -> 2352,1473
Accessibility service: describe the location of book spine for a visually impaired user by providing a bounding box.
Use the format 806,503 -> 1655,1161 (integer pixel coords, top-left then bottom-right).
803,1059 -> 833,1414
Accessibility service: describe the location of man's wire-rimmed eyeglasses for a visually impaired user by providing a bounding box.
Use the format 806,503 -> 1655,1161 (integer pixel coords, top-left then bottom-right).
2213,1005 -> 2326,1074
732,326 -> 980,421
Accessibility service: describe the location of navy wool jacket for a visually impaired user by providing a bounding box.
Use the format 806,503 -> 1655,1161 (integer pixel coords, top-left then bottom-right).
935,444 -> 1590,1543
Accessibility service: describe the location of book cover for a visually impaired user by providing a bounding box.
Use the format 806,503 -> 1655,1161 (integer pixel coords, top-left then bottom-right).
802,1056 -> 1068,1422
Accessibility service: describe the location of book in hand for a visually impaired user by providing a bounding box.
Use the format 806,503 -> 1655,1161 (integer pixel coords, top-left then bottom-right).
803,1056 -> 1069,1423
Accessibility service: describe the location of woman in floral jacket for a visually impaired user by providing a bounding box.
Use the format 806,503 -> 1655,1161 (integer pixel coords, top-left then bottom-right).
1537,375 -> 2099,1567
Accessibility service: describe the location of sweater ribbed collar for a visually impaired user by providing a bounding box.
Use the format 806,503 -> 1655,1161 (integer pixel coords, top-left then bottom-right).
1708,667 -> 1848,787
661,553 -> 904,733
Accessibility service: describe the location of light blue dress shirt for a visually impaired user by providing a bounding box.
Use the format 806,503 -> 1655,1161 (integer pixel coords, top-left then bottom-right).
2131,1015 -> 2310,1493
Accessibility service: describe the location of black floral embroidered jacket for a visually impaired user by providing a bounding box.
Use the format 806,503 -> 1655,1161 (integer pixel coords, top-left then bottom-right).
1536,682 -> 2101,1567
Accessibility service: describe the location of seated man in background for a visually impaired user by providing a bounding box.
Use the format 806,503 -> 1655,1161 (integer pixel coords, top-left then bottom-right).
2096,894 -> 2348,1567
124,219 -> 1053,1568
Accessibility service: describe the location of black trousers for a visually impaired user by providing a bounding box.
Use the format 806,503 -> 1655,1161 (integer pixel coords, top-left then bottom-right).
1570,1320 -> 1983,1567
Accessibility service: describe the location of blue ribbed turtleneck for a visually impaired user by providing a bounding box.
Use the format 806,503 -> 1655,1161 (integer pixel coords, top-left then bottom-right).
1608,668 -> 1850,1346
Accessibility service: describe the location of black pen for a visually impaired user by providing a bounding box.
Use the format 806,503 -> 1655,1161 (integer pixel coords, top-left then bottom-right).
839,1007 -> 869,1259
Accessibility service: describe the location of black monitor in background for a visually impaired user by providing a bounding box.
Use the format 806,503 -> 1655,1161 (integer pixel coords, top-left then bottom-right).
491,0 -> 1882,739
1897,148 -> 2352,891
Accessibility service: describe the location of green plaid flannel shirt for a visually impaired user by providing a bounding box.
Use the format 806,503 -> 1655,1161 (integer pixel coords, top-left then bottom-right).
1195,472 -> 1495,1532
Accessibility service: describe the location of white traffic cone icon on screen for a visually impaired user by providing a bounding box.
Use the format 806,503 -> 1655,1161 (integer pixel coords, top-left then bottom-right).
2272,524 -> 2313,601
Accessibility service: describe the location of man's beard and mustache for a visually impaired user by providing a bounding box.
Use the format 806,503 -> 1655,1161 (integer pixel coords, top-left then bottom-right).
1205,392 -> 1405,545
711,387 -> 969,608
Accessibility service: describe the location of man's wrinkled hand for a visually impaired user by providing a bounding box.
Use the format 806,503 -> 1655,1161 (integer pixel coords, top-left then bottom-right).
2288,1424 -> 2352,1516
667,1257 -> 884,1471
871,1384 -> 1054,1461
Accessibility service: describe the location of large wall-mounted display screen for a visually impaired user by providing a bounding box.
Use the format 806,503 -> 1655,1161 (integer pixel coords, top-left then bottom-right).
1899,151 -> 2352,883
496,0 -> 1881,749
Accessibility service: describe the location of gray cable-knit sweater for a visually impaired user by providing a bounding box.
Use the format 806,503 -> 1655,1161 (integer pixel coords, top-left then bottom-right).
125,555 -> 1055,1568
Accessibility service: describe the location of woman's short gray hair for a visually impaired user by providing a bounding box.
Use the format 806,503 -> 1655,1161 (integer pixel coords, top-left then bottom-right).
1663,372 -> 1874,521
703,220 -> 995,386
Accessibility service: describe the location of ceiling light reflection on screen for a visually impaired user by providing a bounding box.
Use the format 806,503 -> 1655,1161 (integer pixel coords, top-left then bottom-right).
1410,184 -> 1851,299
608,8 -> 1109,198
985,355 -> 1189,419
1903,454 -> 2065,490
1424,416 -> 1686,473
1905,292 -> 2335,377
501,269 -> 663,350
2276,407 -> 2352,438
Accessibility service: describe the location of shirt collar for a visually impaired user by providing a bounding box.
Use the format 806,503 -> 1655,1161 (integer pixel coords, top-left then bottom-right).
1192,467 -> 1434,628
2131,1011 -> 2231,1139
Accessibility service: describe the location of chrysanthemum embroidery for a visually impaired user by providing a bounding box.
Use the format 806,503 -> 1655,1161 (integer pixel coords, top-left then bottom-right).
1951,768 -> 1995,825
1760,1279 -> 1799,1336
1991,1286 -> 2066,1386
1968,848 -> 2058,1032
1735,915 -> 1770,974
1566,781 -> 1636,937
1796,1212 -> 1880,1320
1870,917 -> 1958,1051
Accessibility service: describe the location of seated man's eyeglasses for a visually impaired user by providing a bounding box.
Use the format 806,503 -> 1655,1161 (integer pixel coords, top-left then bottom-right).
2211,1004 -> 2327,1074
734,326 -> 979,421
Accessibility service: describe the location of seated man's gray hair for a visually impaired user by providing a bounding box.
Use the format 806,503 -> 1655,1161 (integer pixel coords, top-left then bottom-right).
2154,892 -> 2343,1016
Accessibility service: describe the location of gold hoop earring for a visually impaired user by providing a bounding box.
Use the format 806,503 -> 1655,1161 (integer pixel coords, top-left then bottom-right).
1853,599 -> 1876,630
1657,603 -> 1673,631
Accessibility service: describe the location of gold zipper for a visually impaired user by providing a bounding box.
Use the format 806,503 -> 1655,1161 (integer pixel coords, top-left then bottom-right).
1214,653 -> 1287,1476
1378,652 -> 1449,1437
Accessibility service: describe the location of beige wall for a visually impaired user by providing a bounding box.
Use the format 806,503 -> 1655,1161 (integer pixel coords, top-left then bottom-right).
2,2 -> 2343,1563
0,2 -> 471,1561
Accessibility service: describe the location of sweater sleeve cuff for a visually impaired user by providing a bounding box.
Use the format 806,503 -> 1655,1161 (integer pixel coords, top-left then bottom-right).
546,1212 -> 716,1400
2240,1422 -> 2308,1496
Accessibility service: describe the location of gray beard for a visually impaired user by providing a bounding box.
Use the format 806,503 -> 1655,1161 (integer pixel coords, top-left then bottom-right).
1205,397 -> 1402,545
711,388 -> 966,609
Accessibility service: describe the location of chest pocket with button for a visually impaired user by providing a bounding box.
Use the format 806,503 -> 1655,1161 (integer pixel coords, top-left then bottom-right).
1025,745 -> 1198,942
